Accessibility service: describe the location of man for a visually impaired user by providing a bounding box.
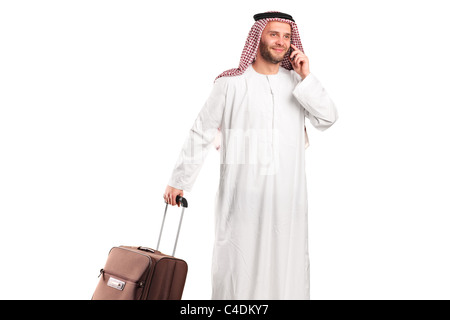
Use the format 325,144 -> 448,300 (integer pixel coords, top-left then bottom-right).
164,11 -> 338,299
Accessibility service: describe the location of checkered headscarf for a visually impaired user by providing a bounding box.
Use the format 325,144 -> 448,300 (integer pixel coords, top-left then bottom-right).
215,11 -> 304,81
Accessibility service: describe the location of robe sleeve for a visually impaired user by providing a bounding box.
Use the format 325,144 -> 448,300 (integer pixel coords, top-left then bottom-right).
292,73 -> 338,131
167,77 -> 227,192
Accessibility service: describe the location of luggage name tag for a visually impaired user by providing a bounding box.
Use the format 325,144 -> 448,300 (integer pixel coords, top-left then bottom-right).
107,277 -> 125,291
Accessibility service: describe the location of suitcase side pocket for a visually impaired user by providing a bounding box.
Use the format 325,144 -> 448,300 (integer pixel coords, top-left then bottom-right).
92,247 -> 152,300
93,269 -> 145,300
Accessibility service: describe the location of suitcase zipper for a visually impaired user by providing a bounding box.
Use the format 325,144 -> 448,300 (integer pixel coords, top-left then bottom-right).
141,258 -> 156,299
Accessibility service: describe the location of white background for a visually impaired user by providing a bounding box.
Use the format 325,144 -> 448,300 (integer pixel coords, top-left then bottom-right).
1,0 -> 449,300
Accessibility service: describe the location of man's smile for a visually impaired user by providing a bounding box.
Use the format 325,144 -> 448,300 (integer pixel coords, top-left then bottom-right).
272,47 -> 286,53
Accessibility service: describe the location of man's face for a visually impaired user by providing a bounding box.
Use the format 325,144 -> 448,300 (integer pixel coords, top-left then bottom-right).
258,21 -> 292,64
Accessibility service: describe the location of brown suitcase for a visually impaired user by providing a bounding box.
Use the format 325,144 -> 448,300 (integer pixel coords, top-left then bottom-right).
92,196 -> 188,300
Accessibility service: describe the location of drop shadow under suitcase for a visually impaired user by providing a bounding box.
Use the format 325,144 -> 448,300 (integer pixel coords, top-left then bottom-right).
92,196 -> 188,300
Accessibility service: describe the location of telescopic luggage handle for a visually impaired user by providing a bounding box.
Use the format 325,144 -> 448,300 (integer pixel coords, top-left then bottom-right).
157,195 -> 188,256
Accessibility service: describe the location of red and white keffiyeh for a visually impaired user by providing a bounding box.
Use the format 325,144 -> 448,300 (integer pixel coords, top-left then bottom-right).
213,11 -> 308,150
215,11 -> 304,81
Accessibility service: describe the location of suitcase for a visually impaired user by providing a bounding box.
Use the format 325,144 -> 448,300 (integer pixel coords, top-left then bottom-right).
92,196 -> 188,300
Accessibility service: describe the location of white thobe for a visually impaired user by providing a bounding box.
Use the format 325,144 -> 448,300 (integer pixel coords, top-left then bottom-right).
168,65 -> 338,299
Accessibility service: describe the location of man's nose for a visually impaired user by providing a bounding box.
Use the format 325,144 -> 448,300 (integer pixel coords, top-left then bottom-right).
275,36 -> 284,46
